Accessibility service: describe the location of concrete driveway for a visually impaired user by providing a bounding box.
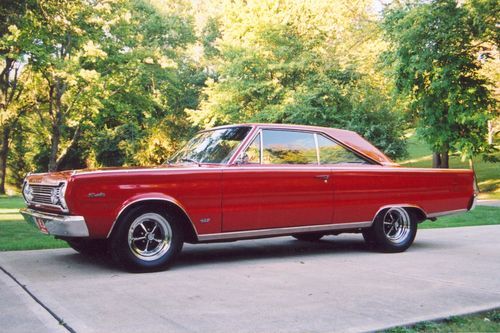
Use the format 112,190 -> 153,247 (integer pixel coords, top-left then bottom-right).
1,225 -> 500,333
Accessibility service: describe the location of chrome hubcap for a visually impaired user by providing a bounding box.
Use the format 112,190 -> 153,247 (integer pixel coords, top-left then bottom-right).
128,213 -> 172,261
382,208 -> 411,244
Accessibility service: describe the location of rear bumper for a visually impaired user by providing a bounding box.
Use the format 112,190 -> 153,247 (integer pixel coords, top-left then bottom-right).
20,208 -> 89,237
468,193 -> 478,211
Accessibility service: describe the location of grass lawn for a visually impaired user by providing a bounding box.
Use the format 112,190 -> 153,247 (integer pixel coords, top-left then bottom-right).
0,196 -> 68,251
419,206 -> 500,229
398,131 -> 500,200
385,308 -> 500,333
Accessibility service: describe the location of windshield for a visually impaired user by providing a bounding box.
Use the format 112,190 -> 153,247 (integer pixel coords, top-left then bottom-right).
169,126 -> 251,164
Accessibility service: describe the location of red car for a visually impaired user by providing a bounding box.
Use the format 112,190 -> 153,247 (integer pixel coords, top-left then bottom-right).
20,124 -> 477,271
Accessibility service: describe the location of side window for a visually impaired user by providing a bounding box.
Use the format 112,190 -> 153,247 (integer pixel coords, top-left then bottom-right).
262,130 -> 317,165
317,135 -> 367,164
243,133 -> 261,164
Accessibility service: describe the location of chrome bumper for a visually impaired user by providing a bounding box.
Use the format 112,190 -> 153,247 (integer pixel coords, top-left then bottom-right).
20,208 -> 89,237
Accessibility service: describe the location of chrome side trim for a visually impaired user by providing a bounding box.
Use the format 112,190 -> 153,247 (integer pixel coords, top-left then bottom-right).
427,209 -> 468,218
197,221 -> 372,242
106,197 -> 198,238
20,208 -> 89,237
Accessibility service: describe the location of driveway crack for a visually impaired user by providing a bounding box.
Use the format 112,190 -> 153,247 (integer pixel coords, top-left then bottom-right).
0,265 -> 77,333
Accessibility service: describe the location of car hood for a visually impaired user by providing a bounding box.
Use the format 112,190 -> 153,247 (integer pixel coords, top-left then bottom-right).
25,164 -> 213,184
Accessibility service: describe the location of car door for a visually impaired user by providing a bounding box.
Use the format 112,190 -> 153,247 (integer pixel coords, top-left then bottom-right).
222,129 -> 334,232
314,134 -> 380,224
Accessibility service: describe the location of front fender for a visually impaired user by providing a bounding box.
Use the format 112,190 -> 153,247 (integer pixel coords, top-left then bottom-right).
107,193 -> 195,238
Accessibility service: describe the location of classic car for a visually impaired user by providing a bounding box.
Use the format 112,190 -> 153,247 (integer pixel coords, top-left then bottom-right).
20,123 -> 477,271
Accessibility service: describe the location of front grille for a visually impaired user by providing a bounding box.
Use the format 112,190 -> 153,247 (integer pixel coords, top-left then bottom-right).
26,183 -> 66,211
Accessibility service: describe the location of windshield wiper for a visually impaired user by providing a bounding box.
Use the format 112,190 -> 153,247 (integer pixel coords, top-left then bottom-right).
181,158 -> 201,166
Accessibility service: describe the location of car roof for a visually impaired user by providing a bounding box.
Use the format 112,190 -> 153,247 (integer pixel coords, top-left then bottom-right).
210,123 -> 397,166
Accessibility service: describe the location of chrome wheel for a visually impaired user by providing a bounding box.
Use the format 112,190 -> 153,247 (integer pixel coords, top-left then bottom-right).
128,213 -> 172,261
382,207 -> 411,244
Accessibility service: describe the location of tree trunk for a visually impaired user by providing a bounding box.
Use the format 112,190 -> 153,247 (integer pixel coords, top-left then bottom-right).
0,126 -> 10,194
48,80 -> 65,172
440,144 -> 449,168
432,152 -> 441,168
432,148 -> 449,169
48,119 -> 61,172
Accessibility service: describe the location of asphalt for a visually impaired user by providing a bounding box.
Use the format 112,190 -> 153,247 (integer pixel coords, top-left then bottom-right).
1,225 -> 499,333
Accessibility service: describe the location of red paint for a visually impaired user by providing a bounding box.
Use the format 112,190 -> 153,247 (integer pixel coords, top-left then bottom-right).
24,124 -> 475,240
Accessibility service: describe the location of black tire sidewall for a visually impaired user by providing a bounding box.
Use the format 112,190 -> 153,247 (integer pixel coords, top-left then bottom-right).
110,206 -> 184,272
372,208 -> 417,252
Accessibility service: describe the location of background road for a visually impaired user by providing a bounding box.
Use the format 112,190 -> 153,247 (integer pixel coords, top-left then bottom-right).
1,225 -> 500,333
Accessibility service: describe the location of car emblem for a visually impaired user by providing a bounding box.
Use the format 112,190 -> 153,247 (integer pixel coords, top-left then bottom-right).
88,192 -> 106,198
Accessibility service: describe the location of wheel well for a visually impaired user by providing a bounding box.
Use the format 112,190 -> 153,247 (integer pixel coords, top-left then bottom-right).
374,206 -> 427,223
404,207 -> 427,223
111,200 -> 198,243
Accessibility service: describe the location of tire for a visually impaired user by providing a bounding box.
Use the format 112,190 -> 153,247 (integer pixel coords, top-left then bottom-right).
361,228 -> 376,245
110,206 -> 184,272
364,207 -> 417,252
292,232 -> 324,242
66,239 -> 108,256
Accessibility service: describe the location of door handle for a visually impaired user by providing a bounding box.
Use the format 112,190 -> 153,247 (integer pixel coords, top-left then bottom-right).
314,175 -> 330,183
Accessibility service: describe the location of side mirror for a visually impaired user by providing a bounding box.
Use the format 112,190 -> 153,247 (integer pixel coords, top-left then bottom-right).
235,152 -> 249,165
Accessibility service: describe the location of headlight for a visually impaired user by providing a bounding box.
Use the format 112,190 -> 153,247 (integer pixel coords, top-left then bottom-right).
22,182 -> 33,202
50,188 -> 59,205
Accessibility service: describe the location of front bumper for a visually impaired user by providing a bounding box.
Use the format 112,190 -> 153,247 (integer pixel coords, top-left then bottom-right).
20,208 -> 89,237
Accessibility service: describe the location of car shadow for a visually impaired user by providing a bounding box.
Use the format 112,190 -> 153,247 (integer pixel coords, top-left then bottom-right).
53,235 -> 370,272
175,236 -> 369,269
54,235 -> 445,272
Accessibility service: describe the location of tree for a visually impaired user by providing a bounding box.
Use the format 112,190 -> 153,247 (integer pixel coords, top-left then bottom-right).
190,0 -> 407,158
0,0 -> 37,193
88,0 -> 202,167
382,0 -> 497,168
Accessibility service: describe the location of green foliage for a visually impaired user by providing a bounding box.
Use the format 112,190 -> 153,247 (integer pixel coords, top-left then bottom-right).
1,0 -> 497,186
382,0 -> 497,161
190,0 -> 407,159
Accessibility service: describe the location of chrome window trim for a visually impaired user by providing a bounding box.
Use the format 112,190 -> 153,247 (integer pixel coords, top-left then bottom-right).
316,133 -> 373,165
198,221 -> 373,242
169,125 -> 253,166
259,129 -> 263,163
314,133 -> 320,165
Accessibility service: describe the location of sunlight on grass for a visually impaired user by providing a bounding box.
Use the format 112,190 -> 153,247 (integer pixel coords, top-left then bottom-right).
398,132 -> 499,198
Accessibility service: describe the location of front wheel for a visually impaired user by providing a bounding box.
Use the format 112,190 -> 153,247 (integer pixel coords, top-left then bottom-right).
110,207 -> 184,272
363,207 -> 417,253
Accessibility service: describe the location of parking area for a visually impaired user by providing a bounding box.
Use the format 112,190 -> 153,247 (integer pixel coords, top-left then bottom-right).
1,225 -> 500,333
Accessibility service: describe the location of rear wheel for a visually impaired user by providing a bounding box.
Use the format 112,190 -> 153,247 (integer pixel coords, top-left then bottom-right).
292,232 -> 324,242
110,206 -> 184,272
363,207 -> 417,252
